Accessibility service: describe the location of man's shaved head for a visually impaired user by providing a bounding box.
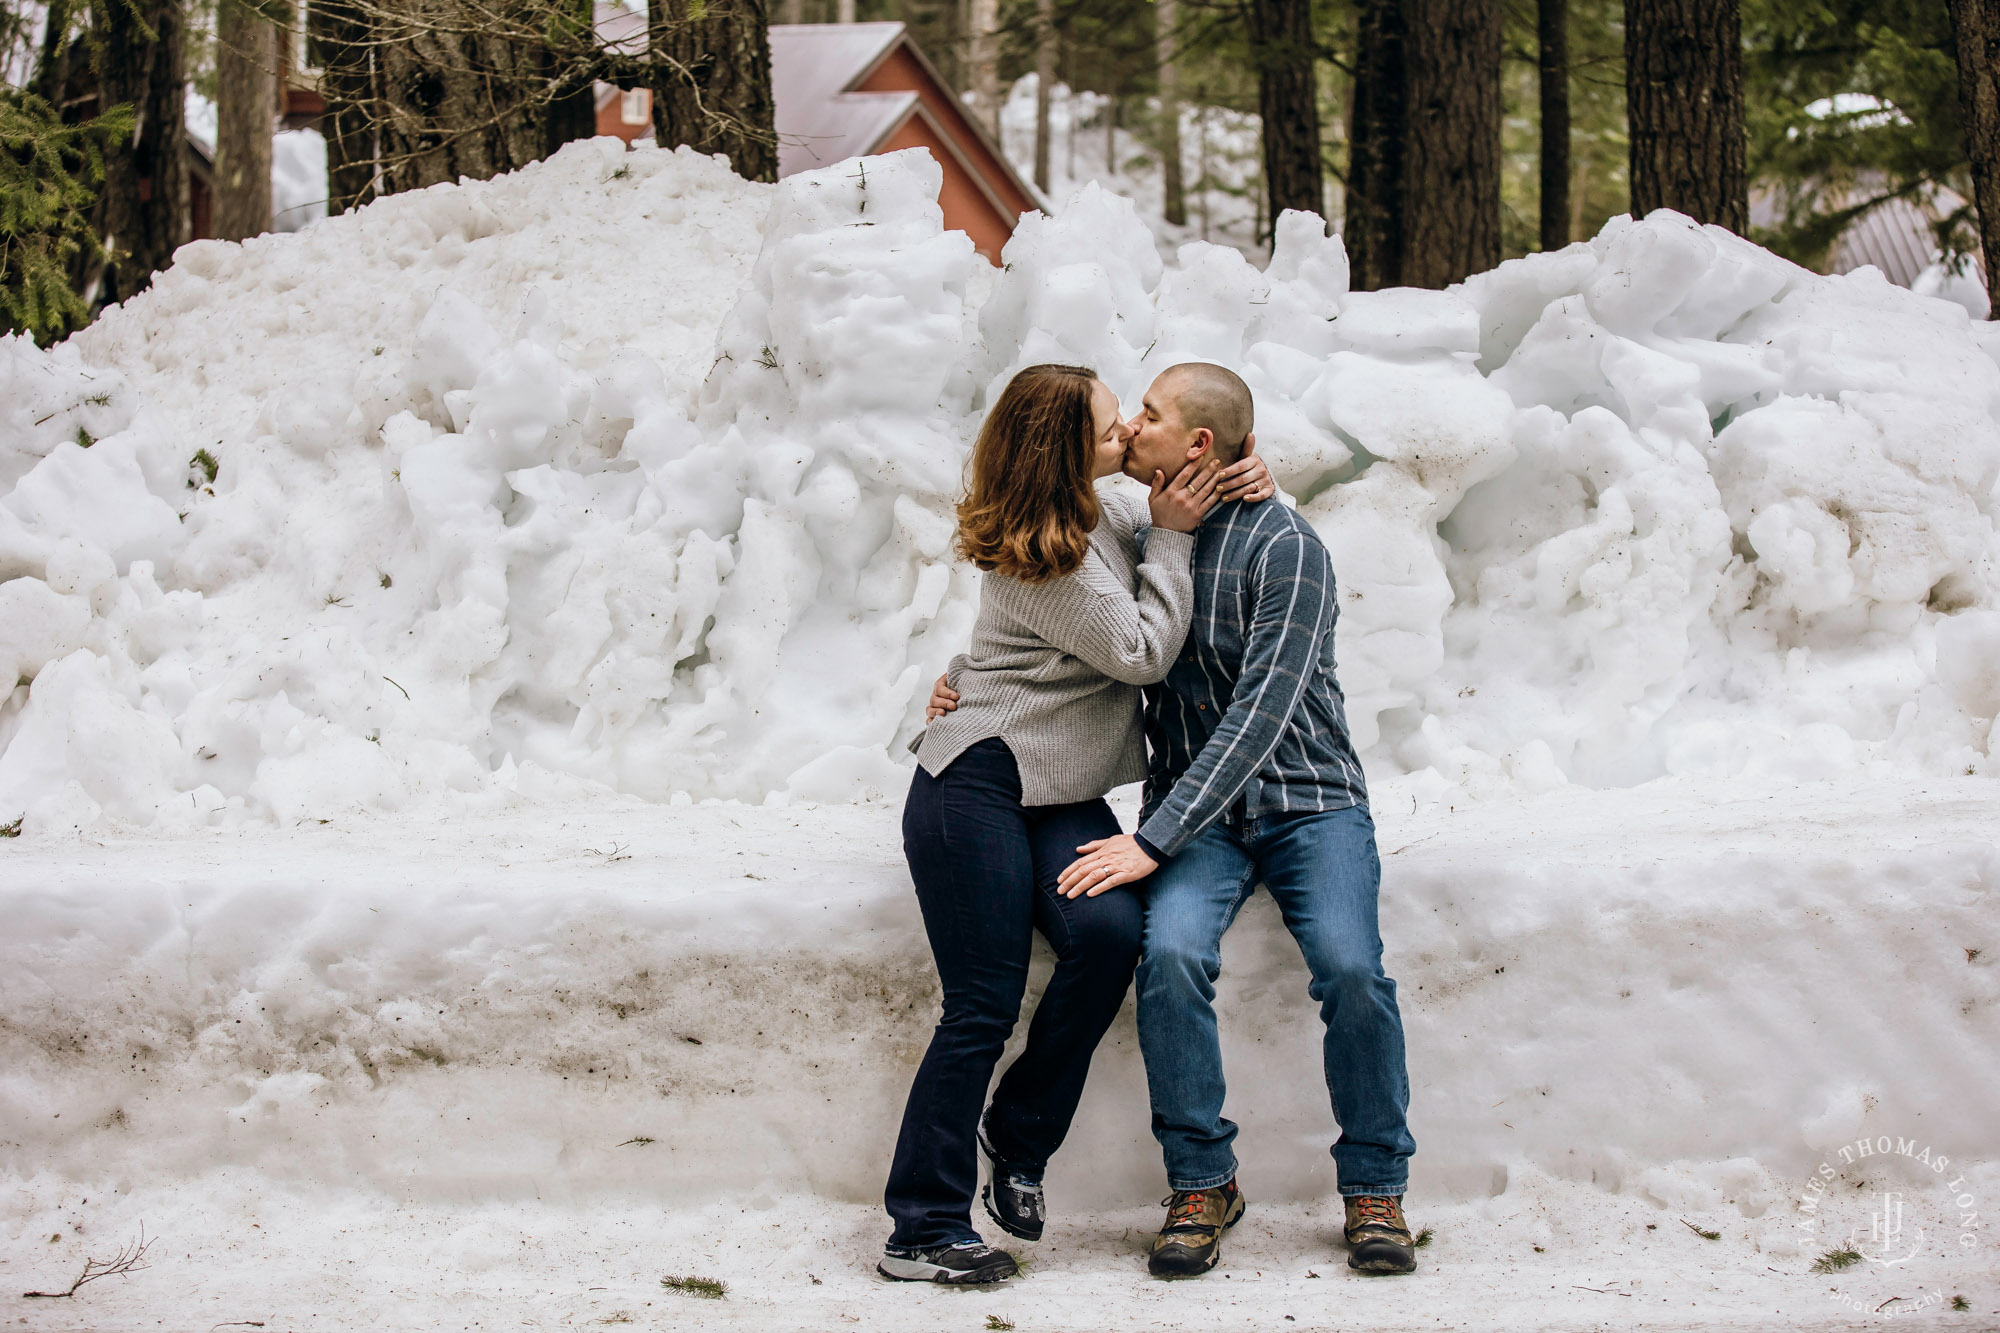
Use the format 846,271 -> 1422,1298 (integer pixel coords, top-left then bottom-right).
1159,362 -> 1254,463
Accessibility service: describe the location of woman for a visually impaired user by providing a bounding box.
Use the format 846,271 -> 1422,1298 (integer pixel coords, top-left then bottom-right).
879,363 -> 1272,1284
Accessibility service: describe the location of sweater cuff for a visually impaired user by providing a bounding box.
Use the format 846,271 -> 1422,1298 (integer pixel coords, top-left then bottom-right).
1133,830 -> 1170,865
1142,526 -> 1196,565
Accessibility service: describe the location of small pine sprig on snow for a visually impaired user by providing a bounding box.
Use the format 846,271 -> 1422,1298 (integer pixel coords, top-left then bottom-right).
1811,1247 -> 1862,1273
659,1273 -> 726,1298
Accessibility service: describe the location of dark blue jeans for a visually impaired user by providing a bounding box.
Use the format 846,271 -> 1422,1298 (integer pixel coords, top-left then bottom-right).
885,738 -> 1143,1248
1136,804 -> 1414,1195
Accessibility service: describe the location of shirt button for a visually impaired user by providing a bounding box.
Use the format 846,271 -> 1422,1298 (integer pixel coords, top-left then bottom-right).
1198,704 -> 1207,711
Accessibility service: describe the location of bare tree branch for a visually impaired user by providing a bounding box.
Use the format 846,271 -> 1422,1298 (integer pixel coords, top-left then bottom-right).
23,1224 -> 155,1299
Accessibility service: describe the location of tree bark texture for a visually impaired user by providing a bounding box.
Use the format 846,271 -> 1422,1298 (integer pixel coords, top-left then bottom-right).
1346,0 -> 1499,287
1625,0 -> 1747,232
649,0 -> 777,182
1248,0 -> 1323,233
311,0 -> 379,212
967,0 -> 998,137
1402,0 -> 1500,286
90,0 -> 189,303
1033,0 -> 1052,192
1347,0 -> 1405,288
213,0 -> 277,241
374,0 -> 545,192
1948,0 -> 2000,319
1157,0 -> 1184,225
1538,0 -> 1569,250
544,0 -> 601,158
1104,74 -> 1116,173
31,0 -> 80,107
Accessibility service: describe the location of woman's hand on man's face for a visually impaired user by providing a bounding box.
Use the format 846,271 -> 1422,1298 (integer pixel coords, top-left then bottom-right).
1147,458 -> 1224,533
1057,833 -> 1160,897
1214,433 -> 1275,505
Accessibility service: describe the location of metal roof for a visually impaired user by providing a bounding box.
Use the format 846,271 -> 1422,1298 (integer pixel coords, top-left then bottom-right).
1828,190 -> 1964,289
581,14 -> 1040,220
769,22 -> 920,176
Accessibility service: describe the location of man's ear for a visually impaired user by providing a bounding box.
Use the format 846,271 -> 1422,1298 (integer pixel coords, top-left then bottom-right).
1186,428 -> 1214,461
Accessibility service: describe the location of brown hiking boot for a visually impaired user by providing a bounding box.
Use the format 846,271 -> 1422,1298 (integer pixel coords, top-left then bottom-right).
1344,1194 -> 1417,1274
1147,1180 -> 1246,1277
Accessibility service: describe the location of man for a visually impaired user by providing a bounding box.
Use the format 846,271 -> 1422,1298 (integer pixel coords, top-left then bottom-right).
926,363 -> 1417,1277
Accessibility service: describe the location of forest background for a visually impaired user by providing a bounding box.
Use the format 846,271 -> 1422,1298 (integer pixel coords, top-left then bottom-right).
2,0 -> 1997,342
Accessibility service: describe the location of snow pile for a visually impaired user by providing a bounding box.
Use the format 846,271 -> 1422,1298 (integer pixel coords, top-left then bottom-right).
3,139 -> 1999,832
976,196 -> 2000,793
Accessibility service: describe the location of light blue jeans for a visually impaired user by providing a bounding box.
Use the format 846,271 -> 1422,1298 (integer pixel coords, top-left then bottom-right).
1135,803 -> 1414,1195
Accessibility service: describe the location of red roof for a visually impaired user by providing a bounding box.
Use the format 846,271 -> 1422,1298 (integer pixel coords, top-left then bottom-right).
588,14 -> 1040,260
770,23 -> 1041,261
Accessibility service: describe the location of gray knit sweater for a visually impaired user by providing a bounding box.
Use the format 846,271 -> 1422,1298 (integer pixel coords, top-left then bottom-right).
912,488 -> 1196,805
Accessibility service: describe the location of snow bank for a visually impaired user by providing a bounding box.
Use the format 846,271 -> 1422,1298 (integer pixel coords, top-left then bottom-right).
3,787 -> 1995,1217
3,780 -> 2000,1224
3,139 -> 1999,832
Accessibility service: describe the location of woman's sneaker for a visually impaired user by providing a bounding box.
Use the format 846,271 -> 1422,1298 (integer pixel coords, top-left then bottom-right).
1147,1180 -> 1245,1277
877,1240 -> 1019,1284
1343,1194 -> 1418,1274
978,1121 -> 1046,1241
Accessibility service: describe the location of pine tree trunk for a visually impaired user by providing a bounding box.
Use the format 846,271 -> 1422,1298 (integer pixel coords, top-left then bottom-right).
835,0 -> 853,21
967,0 -> 998,137
1347,0 -> 1405,288
90,0 -> 188,303
544,0 -> 601,158
1248,0 -> 1323,232
1158,0 -> 1184,225
1948,0 -> 2000,319
649,0 -> 777,182
30,0 -> 77,106
375,0 -> 546,191
312,0 -> 378,213
1033,0 -> 1053,192
213,0 -> 276,242
1402,0 -> 1499,286
1625,0 -> 1746,232
1538,0 -> 1569,250
1104,78 -> 1116,173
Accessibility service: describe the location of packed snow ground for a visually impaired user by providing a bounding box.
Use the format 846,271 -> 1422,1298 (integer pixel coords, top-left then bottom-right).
4,783 -> 1997,1329
3,136 -> 1999,1328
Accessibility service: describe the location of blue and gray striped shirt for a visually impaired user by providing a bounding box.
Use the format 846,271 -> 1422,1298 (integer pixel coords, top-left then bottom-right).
1133,498 -> 1369,859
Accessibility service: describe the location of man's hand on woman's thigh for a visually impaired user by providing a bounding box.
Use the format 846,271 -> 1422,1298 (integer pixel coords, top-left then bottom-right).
1057,833 -> 1159,897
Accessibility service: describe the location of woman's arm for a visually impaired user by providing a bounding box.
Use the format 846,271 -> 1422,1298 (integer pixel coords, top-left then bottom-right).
998,526 -> 1197,684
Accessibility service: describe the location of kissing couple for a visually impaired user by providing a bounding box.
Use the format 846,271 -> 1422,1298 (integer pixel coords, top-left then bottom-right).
878,362 -> 1418,1283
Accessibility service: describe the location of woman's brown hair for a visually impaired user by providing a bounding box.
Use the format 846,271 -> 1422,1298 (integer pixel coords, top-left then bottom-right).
955,363 -> 1102,583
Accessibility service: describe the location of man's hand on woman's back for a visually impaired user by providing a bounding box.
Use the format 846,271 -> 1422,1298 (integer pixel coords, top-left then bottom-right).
926,675 -> 960,722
